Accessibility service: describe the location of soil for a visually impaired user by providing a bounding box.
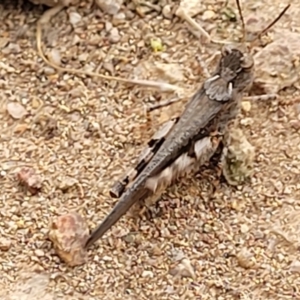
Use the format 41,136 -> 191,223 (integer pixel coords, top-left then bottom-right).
0,0 -> 300,299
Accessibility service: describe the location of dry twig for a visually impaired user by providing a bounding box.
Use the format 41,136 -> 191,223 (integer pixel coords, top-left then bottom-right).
36,6 -> 180,93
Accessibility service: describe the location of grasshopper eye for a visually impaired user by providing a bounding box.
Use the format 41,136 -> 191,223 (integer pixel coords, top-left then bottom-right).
240,54 -> 254,69
221,45 -> 232,56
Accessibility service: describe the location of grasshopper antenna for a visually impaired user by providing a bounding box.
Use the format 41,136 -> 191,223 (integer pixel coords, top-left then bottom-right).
210,0 -> 247,45
235,0 -> 246,44
250,4 -> 291,44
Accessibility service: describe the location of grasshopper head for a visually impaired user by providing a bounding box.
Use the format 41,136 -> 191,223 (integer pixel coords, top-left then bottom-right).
217,0 -> 290,95
221,44 -> 254,70
204,44 -> 255,102
219,44 -> 255,94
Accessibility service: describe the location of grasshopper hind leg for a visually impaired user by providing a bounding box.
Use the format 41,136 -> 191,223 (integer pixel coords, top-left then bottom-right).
210,141 -> 229,192
196,138 -> 227,195
109,117 -> 180,199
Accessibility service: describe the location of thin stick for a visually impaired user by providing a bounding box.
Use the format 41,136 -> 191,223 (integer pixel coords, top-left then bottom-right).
235,0 -> 246,43
244,94 -> 278,101
175,7 -> 211,42
175,5 -> 240,46
253,4 -> 291,41
36,8 -> 180,92
147,97 -> 182,112
197,54 -> 211,78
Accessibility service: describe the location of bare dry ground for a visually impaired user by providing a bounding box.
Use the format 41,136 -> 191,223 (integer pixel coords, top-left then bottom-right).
1,0 -> 300,299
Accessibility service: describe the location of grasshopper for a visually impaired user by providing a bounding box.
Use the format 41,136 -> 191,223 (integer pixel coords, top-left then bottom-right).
85,1 -> 290,248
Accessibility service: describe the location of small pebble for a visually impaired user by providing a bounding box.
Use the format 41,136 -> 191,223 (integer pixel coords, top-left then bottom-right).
7,102 -> 27,119
95,0 -> 124,15
2,43 -> 21,54
202,10 -> 216,20
240,117 -> 254,126
0,238 -> 12,251
69,11 -> 82,26
35,249 -> 45,257
49,212 -> 89,267
112,12 -> 126,26
105,21 -> 113,32
43,67 -> 56,75
109,28 -> 121,43
241,101 -> 251,112
236,248 -> 255,269
162,5 -> 173,19
289,260 -> 300,273
17,167 -> 42,195
142,270 -> 154,278
290,120 -> 300,130
56,175 -> 77,192
49,49 -> 61,66
240,224 -> 249,233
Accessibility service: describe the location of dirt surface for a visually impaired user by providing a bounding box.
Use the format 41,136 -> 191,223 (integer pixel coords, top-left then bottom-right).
1,0 -> 300,299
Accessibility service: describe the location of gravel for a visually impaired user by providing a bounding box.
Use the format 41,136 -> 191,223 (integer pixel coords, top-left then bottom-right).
0,0 -> 300,299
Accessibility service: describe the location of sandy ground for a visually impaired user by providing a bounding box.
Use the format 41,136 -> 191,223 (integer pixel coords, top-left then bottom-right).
1,0 -> 300,299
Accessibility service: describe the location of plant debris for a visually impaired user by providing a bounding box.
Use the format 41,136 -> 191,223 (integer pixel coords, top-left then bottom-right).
222,127 -> 255,186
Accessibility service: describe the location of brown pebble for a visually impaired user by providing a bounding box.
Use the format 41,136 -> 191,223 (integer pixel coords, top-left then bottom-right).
241,101 -> 251,112
49,212 -> 89,267
291,120 -> 300,130
17,167 -> 42,195
0,238 -> 12,251
236,247 -> 255,269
